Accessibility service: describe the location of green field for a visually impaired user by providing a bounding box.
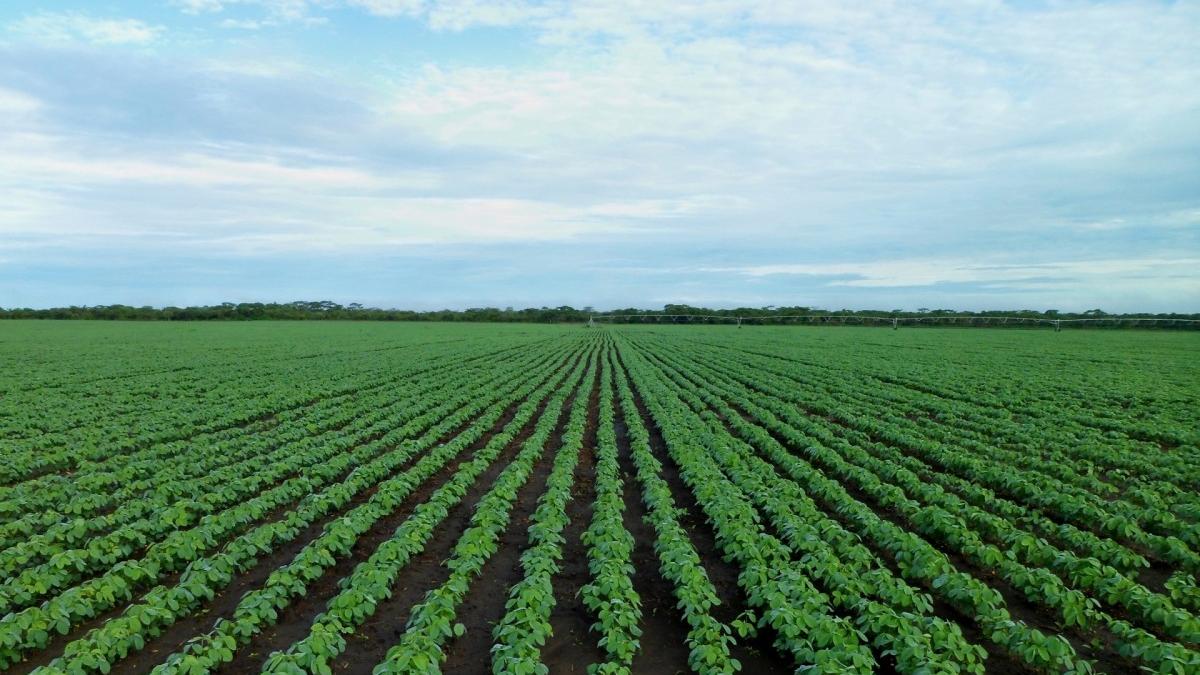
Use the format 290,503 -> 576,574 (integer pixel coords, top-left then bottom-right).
1,321 -> 1198,674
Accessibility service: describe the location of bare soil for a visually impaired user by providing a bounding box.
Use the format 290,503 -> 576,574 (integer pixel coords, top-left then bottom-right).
613,346 -> 792,674
541,366 -> 609,673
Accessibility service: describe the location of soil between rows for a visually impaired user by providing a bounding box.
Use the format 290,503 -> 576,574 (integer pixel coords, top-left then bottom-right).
7,403 -> 432,675
219,357 -> 579,675
629,345 -> 903,674
7,346 -> 528,573
6,367 -> 394,488
9,337 -> 539,494
775,417 -> 1152,669
613,345 -> 792,674
720,398 -> 1136,674
541,360 -> 608,673
676,343 -> 1180,595
647,340 -> 1083,673
117,393 -> 531,675
612,415 -> 695,675
435,384 -> 582,674
39,348 -> 575,675
698,339 -> 1188,497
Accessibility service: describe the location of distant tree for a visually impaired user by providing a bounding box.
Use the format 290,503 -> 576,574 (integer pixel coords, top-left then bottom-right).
1,301 -> 1196,328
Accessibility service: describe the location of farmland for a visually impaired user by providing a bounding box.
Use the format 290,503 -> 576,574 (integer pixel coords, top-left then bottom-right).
1,322 -> 1198,674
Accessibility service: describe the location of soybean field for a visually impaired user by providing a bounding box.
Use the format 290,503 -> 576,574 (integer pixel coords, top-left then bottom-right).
1,321 -> 1199,675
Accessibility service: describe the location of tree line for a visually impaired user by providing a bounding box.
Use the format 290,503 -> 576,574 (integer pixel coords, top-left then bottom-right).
0,301 -> 1196,326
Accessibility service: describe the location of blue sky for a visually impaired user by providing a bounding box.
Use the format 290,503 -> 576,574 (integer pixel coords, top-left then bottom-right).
1,1 -> 1197,312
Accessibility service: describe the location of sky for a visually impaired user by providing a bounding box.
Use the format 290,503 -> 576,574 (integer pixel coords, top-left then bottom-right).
1,1 -> 1198,312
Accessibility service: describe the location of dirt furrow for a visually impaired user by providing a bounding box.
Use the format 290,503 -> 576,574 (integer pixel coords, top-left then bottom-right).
541,364 -> 607,673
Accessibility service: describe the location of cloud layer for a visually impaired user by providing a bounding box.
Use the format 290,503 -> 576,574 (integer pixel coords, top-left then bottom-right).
9,12 -> 163,44
1,1 -> 1197,311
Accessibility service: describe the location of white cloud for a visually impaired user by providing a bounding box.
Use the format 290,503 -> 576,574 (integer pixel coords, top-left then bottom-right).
8,12 -> 163,45
213,196 -> 640,250
0,128 -> 713,253
173,0 -> 327,23
0,133 -> 428,191
1161,209 -> 1200,229
347,0 -> 426,19
0,87 -> 42,116
8,0 -> 1197,310
376,1 -> 1199,177
423,0 -> 555,31
174,0 -> 228,14
192,0 -> 550,27
220,18 -> 268,30
704,258 -> 1200,290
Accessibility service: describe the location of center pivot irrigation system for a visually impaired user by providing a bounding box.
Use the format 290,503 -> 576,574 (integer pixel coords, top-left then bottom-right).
587,314 -> 1200,330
